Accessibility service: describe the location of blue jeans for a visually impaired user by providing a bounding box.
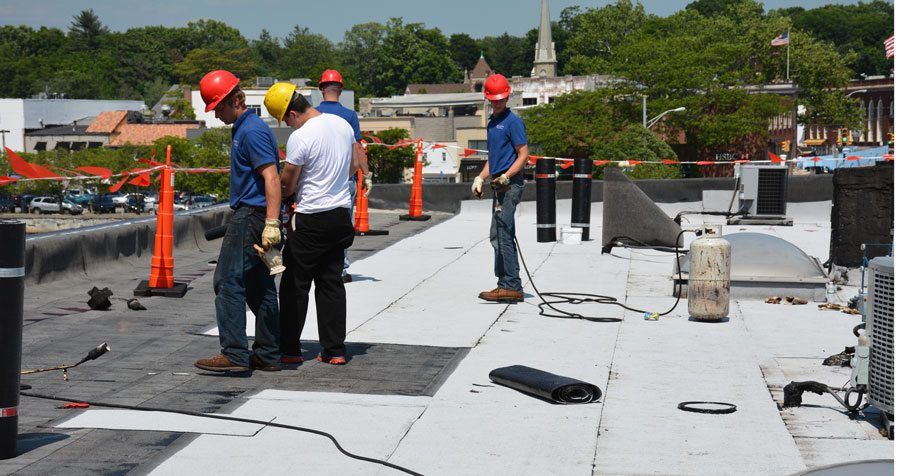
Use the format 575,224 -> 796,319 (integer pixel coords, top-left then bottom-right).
343,179 -> 357,275
490,179 -> 524,292
213,206 -> 280,367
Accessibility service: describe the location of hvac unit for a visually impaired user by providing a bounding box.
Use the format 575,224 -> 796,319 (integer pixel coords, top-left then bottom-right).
729,164 -> 791,225
866,255 -> 894,420
255,76 -> 276,88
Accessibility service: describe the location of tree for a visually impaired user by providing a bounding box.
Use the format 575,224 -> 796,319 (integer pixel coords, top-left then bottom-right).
69,9 -> 108,50
564,0 -> 649,75
481,33 -> 531,77
174,48 -> 259,85
278,26 -> 336,81
449,33 -> 481,72
339,22 -> 388,97
365,128 -> 415,183
252,29 -> 282,76
364,19 -> 459,97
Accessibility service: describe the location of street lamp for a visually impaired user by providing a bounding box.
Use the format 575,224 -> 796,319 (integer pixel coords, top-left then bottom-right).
646,106 -> 686,129
845,89 -> 867,98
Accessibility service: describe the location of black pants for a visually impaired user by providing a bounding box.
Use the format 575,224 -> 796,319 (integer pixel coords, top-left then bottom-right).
280,207 -> 354,358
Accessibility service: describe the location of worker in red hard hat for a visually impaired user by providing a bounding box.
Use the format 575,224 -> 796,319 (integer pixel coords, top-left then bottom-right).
473,73 -> 529,303
195,70 -> 283,373
315,69 -> 372,284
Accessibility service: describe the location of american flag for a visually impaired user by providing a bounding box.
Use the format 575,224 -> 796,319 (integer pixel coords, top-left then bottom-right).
885,35 -> 894,58
771,32 -> 790,47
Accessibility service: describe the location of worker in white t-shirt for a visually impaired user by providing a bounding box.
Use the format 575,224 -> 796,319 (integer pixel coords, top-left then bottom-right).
263,82 -> 357,365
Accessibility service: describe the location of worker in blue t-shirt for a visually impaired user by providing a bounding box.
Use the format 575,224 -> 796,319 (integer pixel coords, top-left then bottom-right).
315,69 -> 371,284
194,70 -> 282,373
472,74 -> 530,303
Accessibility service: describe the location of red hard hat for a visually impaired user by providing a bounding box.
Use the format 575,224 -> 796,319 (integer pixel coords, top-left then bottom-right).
200,70 -> 240,112
319,69 -> 343,87
484,74 -> 511,101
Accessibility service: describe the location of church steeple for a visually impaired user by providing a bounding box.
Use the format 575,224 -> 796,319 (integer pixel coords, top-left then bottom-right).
532,0 -> 557,78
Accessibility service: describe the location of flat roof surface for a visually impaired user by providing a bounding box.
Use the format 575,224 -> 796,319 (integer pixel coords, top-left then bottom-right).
5,200 -> 892,475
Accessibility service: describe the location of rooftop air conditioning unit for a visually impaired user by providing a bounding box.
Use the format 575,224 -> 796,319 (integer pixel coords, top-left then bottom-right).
729,164 -> 792,225
866,256 -> 893,423
256,77 -> 276,88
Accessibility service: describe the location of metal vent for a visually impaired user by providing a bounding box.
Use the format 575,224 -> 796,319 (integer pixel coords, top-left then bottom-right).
756,168 -> 787,215
867,257 -> 894,414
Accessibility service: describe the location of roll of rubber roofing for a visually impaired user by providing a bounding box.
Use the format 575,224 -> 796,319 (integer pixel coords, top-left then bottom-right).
489,365 -> 601,404
571,157 -> 592,241
204,224 -> 227,241
535,158 -> 556,243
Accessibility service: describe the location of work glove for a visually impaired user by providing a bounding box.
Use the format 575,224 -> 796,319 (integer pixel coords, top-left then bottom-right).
261,218 -> 282,250
491,173 -> 510,188
362,172 -> 374,197
472,176 -> 484,199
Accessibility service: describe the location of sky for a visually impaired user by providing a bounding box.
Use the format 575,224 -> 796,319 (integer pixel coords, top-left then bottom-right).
0,0 -> 879,42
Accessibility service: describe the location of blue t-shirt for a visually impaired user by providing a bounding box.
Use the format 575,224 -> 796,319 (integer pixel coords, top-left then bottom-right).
487,108 -> 527,176
316,101 -> 362,141
229,110 -> 280,209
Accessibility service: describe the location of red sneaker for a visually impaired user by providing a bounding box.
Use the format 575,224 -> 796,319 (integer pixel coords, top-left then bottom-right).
316,354 -> 347,365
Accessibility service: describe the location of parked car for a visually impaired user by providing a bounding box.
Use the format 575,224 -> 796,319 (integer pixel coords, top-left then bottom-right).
62,199 -> 84,215
154,198 -> 189,214
111,193 -> 129,207
124,194 -> 146,214
29,196 -> 62,214
0,196 -> 14,213
64,189 -> 93,206
90,194 -> 117,214
189,195 -> 216,209
14,194 -> 36,213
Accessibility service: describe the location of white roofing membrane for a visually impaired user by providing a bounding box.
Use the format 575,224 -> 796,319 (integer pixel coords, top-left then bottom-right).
148,199 -> 890,474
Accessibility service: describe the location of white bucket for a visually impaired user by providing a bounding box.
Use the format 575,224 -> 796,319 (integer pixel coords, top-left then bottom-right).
560,227 -> 582,245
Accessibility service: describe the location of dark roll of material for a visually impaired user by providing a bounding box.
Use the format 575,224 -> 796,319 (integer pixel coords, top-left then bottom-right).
489,365 -> 602,404
204,224 -> 228,241
571,157 -> 593,241
535,158 -> 556,243
0,220 -> 25,459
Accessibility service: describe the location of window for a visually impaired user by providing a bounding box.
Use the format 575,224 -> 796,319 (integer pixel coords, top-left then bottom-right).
88,142 -> 104,148
523,97 -> 538,106
441,151 -> 447,162
468,140 -> 487,154
547,97 -> 555,103
55,141 -> 70,150
34,141 -> 46,151
248,106 -> 262,117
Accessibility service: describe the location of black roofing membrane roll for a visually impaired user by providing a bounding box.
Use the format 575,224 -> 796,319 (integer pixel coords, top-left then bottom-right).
489,365 -> 602,404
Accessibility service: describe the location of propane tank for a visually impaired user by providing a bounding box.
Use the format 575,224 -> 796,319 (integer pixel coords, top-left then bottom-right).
688,225 -> 731,321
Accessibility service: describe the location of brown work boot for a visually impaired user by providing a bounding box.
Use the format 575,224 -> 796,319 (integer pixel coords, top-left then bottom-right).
194,354 -> 249,373
479,288 -> 524,303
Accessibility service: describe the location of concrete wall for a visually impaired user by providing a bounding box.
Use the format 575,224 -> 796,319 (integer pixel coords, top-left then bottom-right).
369,174 -> 835,213
24,206 -> 231,285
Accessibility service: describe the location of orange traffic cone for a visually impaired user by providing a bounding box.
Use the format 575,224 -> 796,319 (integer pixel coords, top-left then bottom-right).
354,169 -> 388,236
400,140 -> 431,221
135,145 -> 187,297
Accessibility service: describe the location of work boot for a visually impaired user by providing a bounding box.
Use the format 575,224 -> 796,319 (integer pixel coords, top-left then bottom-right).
250,354 -> 281,372
317,354 -> 348,365
478,288 -> 524,303
279,355 -> 304,365
194,354 -> 249,373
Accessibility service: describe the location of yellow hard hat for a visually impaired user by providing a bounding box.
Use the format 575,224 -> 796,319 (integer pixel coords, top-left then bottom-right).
264,82 -> 297,123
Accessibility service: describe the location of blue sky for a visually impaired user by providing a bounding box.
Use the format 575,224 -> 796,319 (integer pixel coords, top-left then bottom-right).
0,0 -> 877,42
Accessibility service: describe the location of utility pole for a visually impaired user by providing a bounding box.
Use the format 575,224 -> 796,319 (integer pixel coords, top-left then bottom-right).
642,95 -> 647,128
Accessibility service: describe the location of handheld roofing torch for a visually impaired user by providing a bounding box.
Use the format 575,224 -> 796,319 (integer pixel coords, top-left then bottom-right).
21,343 -> 111,381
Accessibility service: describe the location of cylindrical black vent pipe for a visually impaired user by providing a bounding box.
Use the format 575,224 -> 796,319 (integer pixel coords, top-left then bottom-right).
535,158 -> 556,243
571,158 -> 593,241
0,220 -> 25,460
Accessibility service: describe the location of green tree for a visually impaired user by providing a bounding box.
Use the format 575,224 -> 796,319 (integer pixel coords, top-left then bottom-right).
366,128 -> 415,183
339,22 -> 388,97
252,29 -> 283,75
371,19 -> 460,97
564,0 -> 649,75
449,33 -> 481,72
481,33 -> 531,77
174,48 -> 259,85
68,9 -> 108,50
279,26 -> 336,81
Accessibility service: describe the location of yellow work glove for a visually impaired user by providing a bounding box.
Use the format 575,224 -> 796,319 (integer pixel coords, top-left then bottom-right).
261,218 -> 282,250
491,173 -> 510,188
362,172 -> 374,197
472,176 -> 484,199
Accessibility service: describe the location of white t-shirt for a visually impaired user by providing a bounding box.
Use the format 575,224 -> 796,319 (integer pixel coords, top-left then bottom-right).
285,113 -> 354,214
